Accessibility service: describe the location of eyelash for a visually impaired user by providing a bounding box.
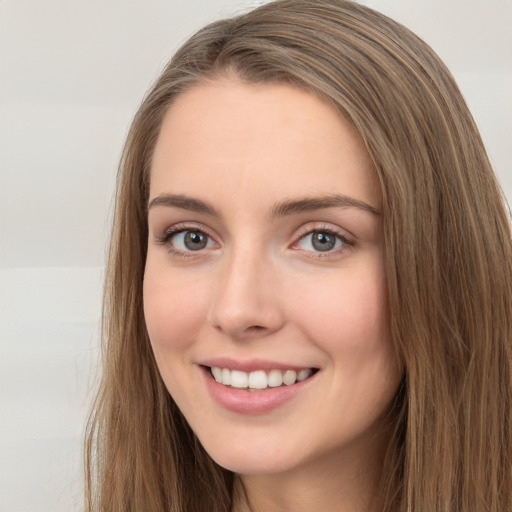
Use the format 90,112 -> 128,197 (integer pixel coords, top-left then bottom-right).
156,223 -> 216,258
156,223 -> 353,258
291,224 -> 353,258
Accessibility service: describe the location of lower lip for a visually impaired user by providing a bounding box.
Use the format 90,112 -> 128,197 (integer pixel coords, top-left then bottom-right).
200,366 -> 317,415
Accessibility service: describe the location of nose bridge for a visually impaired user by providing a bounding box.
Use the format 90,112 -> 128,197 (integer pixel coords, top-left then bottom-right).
208,242 -> 283,338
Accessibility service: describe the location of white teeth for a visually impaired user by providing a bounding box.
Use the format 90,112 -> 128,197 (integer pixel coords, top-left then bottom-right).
231,370 -> 248,388
297,369 -> 312,382
282,370 -> 297,386
248,370 -> 267,389
210,366 -> 314,389
221,368 -> 231,385
211,367 -> 223,383
267,369 -> 283,387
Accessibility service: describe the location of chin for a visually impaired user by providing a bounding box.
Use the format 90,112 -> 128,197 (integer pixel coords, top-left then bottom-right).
197,430 -> 313,476
209,452 -> 296,476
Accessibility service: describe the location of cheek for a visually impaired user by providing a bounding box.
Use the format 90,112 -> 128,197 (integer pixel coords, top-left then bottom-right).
329,272 -> 399,411
293,263 -> 392,359
295,266 -> 399,429
143,261 -> 209,352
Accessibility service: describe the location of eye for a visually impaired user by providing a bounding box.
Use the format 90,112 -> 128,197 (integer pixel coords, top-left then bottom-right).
295,230 -> 347,253
166,229 -> 216,252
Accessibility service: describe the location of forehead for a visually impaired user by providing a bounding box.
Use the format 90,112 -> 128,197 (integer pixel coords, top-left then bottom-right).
149,77 -> 380,210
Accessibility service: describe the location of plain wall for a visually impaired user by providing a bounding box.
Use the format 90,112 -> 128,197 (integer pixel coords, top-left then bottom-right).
1,1 -> 510,510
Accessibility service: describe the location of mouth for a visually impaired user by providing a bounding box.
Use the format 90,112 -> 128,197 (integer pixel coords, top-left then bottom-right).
206,366 -> 319,391
200,362 -> 320,414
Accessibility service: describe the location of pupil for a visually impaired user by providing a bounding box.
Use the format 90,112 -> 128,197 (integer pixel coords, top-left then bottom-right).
312,231 -> 335,252
184,231 -> 207,250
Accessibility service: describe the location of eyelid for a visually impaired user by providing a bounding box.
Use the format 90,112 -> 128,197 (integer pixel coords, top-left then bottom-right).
154,221 -> 353,258
155,222 -> 220,255
290,223 -> 354,256
156,222 -> 211,241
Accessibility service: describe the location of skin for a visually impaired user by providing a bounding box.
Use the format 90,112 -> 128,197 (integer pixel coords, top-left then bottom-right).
143,76 -> 401,512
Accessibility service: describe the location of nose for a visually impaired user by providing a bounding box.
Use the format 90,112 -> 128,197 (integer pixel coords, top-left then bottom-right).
207,249 -> 285,340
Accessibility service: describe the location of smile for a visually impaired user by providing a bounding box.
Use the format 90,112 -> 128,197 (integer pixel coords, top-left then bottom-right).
202,364 -> 319,414
210,367 -> 315,390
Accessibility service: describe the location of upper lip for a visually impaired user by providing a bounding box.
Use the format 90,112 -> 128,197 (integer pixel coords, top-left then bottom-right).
199,357 -> 317,373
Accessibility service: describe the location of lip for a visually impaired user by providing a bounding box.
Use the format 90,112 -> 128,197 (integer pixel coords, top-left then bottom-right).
199,364 -> 318,415
199,357 -> 314,373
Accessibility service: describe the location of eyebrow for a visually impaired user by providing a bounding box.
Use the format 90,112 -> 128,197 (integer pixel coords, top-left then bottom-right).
270,194 -> 381,217
148,194 -> 220,216
147,193 -> 381,217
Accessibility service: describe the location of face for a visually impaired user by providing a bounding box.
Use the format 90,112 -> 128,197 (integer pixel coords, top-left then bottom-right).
144,77 -> 401,477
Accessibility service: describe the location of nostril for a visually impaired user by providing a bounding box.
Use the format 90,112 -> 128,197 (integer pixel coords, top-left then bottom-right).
242,325 -> 270,336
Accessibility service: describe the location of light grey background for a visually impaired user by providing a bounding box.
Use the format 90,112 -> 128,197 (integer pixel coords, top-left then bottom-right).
1,1 -> 510,510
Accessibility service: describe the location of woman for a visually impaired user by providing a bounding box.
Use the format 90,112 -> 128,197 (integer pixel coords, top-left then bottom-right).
85,1 -> 512,510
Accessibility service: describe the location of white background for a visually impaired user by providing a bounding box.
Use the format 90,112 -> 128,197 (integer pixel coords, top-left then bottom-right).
1,1 -> 510,510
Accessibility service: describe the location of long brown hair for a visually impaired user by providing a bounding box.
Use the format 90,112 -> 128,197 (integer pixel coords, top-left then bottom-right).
85,1 -> 512,510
